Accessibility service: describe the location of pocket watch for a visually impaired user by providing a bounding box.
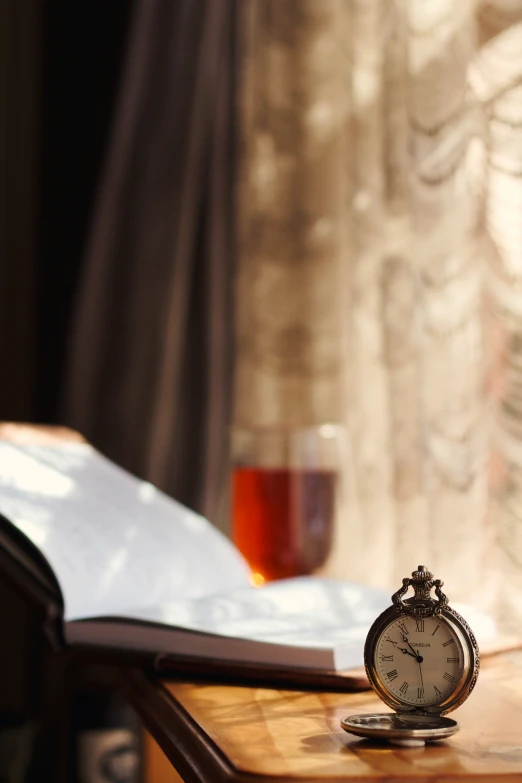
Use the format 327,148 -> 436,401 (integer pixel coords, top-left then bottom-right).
341,566 -> 480,746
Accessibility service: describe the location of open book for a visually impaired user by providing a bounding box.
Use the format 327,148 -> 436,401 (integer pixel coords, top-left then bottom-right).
0,437 -> 498,683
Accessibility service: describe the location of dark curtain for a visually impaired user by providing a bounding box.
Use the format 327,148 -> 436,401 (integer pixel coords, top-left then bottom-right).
63,0 -> 236,524
38,1 -> 133,423
0,0 -> 41,420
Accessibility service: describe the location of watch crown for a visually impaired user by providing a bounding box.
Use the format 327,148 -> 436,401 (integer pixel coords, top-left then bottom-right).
413,566 -> 433,581
410,566 -> 434,598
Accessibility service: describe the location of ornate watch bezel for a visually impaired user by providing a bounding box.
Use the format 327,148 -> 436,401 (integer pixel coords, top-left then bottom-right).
364,567 -> 480,717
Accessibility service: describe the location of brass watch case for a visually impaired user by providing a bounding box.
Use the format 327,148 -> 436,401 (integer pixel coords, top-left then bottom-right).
364,602 -> 480,717
342,567 -> 480,744
364,566 -> 480,716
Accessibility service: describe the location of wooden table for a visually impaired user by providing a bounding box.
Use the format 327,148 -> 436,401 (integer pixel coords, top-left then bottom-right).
125,652 -> 522,783
3,424 -> 519,780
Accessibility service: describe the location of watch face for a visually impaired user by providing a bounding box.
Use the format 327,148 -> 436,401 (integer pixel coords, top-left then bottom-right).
373,614 -> 465,707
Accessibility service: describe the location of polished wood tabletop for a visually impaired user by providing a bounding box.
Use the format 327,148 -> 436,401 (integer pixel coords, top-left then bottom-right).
125,651 -> 522,783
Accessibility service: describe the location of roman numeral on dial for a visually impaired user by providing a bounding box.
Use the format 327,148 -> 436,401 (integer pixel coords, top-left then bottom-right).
381,655 -> 393,662
399,681 -> 409,695
432,624 -> 440,636
397,622 -> 408,636
443,639 -> 454,647
443,672 -> 456,685
417,687 -> 424,699
434,686 -> 442,698
415,619 -> 425,633
386,670 -> 398,681
447,657 -> 459,664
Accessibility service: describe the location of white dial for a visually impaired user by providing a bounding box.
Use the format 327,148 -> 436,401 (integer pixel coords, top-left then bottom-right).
374,614 -> 464,706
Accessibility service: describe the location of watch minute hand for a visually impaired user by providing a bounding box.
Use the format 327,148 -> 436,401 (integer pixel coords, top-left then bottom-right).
402,633 -> 420,659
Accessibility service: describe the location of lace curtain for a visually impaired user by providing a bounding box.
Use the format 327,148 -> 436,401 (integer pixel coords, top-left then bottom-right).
234,0 -> 522,623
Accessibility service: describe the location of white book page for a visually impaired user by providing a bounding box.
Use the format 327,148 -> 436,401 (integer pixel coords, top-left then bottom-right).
0,442 -> 251,620
67,577 -> 500,671
116,577 -> 390,661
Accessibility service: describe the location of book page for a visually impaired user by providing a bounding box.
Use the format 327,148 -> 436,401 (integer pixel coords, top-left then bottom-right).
115,577 -> 391,666
67,576 -> 500,671
0,442 -> 251,620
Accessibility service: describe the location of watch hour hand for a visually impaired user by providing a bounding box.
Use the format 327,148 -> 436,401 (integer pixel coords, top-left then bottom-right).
397,646 -> 418,659
400,635 -> 425,664
402,633 -> 421,660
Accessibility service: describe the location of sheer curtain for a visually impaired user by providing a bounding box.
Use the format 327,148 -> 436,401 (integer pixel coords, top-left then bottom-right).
235,0 -> 522,619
